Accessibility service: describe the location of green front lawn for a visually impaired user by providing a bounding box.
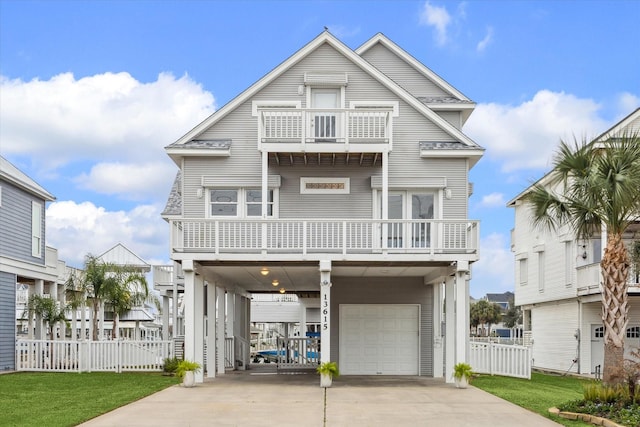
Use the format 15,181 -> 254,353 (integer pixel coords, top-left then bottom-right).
0,372 -> 178,427
473,372 -> 593,427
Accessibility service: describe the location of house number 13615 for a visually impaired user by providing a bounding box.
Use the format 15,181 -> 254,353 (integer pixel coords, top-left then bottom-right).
322,294 -> 329,330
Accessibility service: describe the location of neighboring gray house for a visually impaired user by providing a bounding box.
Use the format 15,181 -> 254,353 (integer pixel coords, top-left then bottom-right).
162,31 -> 484,383
0,156 -> 66,370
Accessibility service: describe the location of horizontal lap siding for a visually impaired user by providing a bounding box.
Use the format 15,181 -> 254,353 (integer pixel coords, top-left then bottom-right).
0,180 -> 45,264
360,43 -> 450,97
331,277 -> 433,376
279,165 -> 374,218
0,271 -> 16,371
185,42 -> 469,221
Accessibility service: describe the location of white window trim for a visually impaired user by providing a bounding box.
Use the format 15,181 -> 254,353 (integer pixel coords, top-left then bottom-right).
349,100 -> 399,117
307,86 -> 345,109
206,188 -> 278,218
300,177 -> 350,194
252,100 -> 301,116
519,258 -> 528,286
31,201 -> 42,257
372,190 -> 440,220
538,252 -> 545,292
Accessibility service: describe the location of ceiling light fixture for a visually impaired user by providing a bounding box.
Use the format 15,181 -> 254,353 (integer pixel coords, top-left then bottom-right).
279,288 -> 285,294
260,267 -> 270,276
272,279 -> 279,287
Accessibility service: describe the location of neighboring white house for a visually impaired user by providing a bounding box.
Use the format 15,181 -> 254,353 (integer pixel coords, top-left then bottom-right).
1,155 -> 70,370
161,31 -> 483,383
508,108 -> 640,376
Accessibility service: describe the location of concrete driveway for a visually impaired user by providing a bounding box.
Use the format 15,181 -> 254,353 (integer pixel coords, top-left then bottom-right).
80,372 -> 560,426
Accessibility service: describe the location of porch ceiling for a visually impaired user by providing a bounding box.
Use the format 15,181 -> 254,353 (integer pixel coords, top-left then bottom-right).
269,151 -> 381,167
196,261 -> 451,295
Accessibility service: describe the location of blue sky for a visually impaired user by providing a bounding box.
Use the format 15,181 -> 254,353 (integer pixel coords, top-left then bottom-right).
1,0 -> 638,298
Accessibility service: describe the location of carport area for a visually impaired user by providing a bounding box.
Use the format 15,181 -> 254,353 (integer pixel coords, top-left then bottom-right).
79,372 -> 559,426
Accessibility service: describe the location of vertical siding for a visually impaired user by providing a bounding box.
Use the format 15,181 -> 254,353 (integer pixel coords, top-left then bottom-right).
359,42 -> 451,98
531,302 -> 579,373
0,271 -> 16,371
330,276 -> 434,376
0,180 -> 45,264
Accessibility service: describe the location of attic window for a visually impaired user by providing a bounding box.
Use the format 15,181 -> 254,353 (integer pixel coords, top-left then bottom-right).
304,72 -> 348,87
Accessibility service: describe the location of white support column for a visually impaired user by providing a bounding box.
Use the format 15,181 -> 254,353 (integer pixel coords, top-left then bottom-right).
162,295 -> 170,341
34,279 -> 44,339
319,260 -> 332,364
193,273 -> 205,383
226,292 -> 235,338
431,282 -> 444,378
300,300 -> 307,338
455,261 -> 470,367
444,275 -> 455,383
183,262 -> 196,364
261,150 -> 268,219
206,282 -> 217,378
381,151 -> 389,220
172,269 -> 179,337
216,287 -> 226,375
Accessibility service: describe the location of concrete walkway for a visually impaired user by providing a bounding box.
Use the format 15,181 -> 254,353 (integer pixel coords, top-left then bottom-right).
80,372 -> 560,426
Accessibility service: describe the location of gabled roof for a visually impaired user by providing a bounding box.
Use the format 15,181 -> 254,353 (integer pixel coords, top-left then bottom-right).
356,33 -> 475,124
0,155 -> 55,201
98,243 -> 150,272
166,31 -> 483,156
507,108 -> 640,207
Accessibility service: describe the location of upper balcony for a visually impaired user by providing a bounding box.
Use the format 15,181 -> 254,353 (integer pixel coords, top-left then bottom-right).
257,108 -> 392,154
169,218 -> 479,262
577,262 -> 640,296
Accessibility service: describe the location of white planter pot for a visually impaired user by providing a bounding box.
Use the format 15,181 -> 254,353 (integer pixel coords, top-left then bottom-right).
455,375 -> 469,389
183,371 -> 196,388
320,373 -> 332,388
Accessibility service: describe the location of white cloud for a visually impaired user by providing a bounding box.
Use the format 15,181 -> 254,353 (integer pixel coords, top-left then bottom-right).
470,233 -> 514,297
478,192 -> 505,208
46,200 -> 169,268
464,90 -> 608,172
74,161 -> 178,201
476,26 -> 494,52
419,1 -> 452,46
0,72 -> 215,172
616,92 -> 640,116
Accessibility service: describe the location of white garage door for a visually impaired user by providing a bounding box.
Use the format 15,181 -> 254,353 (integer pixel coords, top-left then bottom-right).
339,304 -> 419,375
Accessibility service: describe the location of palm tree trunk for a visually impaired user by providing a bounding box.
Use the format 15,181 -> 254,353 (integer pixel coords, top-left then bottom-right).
92,299 -> 100,341
601,232 -> 630,384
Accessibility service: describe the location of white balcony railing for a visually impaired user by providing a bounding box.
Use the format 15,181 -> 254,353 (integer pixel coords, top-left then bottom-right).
170,218 -> 479,256
258,108 -> 392,147
577,262 -> 640,296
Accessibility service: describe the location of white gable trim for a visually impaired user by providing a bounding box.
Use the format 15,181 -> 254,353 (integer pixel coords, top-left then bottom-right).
170,31 -> 481,150
356,33 -> 470,102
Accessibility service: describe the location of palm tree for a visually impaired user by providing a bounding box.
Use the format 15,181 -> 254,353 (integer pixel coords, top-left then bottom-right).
524,132 -> 640,384
103,265 -> 150,339
470,300 -> 502,337
24,294 -> 68,341
82,255 -> 115,341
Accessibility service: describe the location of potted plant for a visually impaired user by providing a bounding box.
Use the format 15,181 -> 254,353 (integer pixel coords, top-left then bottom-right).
317,361 -> 339,388
453,362 -> 473,388
176,360 -> 201,388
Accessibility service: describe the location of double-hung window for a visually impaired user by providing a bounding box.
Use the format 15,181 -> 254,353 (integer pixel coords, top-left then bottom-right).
246,189 -> 274,217
209,188 -> 274,217
32,201 -> 43,257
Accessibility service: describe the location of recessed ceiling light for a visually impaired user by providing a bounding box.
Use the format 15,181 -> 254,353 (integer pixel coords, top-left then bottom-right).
272,279 -> 279,286
279,288 -> 285,294
260,268 -> 270,276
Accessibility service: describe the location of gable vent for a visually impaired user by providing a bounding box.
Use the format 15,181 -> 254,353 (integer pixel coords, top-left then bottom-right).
304,72 -> 348,87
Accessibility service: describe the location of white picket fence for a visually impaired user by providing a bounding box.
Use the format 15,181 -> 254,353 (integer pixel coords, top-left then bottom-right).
16,339 -> 172,373
469,341 -> 532,379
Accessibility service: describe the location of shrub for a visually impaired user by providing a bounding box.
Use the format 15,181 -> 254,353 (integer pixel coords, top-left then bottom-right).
162,357 -> 180,375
